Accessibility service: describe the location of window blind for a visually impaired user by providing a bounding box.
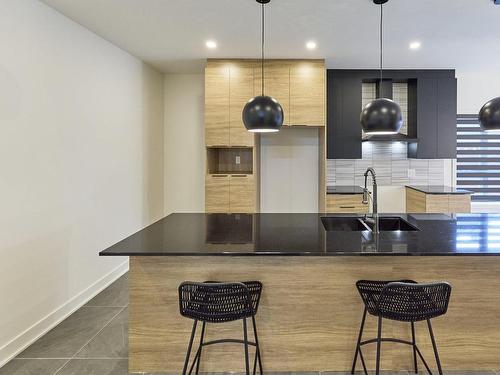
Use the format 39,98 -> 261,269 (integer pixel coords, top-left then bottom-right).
457,114 -> 500,202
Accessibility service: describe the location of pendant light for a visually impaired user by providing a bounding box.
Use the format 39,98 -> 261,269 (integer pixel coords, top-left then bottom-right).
479,97 -> 500,132
360,0 -> 403,135
242,0 -> 284,133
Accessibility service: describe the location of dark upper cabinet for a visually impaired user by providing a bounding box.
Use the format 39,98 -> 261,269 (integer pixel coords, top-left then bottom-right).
407,76 -> 457,158
327,69 -> 457,159
327,73 -> 362,159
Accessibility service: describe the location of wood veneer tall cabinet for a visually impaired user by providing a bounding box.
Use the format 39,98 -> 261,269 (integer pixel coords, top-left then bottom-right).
205,59 -> 326,213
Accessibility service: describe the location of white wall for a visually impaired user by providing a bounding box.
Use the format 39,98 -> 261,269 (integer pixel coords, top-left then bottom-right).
260,128 -> 319,213
164,74 -> 205,214
0,0 -> 164,364
457,68 -> 500,114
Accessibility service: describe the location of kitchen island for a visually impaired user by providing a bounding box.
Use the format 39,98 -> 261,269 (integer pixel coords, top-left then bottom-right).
101,213 -> 500,373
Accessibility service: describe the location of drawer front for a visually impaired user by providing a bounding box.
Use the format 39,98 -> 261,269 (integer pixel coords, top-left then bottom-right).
230,175 -> 255,213
205,175 -> 230,213
326,194 -> 368,213
406,188 -> 427,213
448,195 -> 471,213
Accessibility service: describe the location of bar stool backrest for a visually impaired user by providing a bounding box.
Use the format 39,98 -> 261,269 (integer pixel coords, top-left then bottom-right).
178,281 -> 261,323
377,282 -> 452,322
356,279 -> 417,316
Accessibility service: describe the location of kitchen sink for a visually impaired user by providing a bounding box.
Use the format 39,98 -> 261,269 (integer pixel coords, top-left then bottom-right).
363,216 -> 420,232
321,217 -> 371,231
321,216 -> 420,232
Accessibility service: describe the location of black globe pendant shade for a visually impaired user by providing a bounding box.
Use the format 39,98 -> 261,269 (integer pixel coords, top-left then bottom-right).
479,97 -> 500,132
360,0 -> 403,135
242,0 -> 284,133
243,96 -> 284,132
361,98 -> 403,134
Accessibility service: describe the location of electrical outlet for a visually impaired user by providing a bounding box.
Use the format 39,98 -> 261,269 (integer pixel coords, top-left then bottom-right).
408,168 -> 416,178
235,156 -> 241,165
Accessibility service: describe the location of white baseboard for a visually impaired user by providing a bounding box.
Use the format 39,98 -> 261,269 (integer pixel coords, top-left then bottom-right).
0,260 -> 129,368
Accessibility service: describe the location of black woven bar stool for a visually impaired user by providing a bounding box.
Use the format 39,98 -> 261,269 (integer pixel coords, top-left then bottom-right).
352,280 -> 452,375
178,281 -> 263,375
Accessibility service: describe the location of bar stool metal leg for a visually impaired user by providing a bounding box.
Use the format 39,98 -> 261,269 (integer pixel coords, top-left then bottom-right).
351,307 -> 367,375
375,316 -> 382,375
251,315 -> 263,375
427,319 -> 443,375
195,321 -> 206,375
182,320 -> 198,375
411,321 -> 418,374
243,318 -> 250,375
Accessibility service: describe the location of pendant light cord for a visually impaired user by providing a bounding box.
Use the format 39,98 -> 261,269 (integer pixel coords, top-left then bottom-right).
261,2 -> 265,96
379,2 -> 383,83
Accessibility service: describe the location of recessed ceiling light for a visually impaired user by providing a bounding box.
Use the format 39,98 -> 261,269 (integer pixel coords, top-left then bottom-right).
409,41 -> 421,50
306,41 -> 317,50
206,40 -> 217,49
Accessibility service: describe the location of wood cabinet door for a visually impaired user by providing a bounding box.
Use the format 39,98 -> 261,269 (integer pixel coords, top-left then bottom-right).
290,62 -> 325,126
205,175 -> 230,213
230,174 -> 255,213
406,188 -> 427,213
448,195 -> 471,213
254,63 -> 290,126
205,66 -> 230,146
230,66 -> 255,146
425,195 -> 450,213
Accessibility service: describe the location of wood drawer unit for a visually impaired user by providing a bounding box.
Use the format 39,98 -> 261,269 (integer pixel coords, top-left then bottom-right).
229,174 -> 256,213
326,194 -> 369,213
205,175 -> 230,213
405,187 -> 471,213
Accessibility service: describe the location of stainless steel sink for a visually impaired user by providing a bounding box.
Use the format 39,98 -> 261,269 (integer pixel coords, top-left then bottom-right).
321,217 -> 371,232
321,216 -> 420,232
363,216 -> 420,232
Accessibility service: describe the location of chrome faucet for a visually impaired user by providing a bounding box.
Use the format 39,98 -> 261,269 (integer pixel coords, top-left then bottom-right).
363,168 -> 379,234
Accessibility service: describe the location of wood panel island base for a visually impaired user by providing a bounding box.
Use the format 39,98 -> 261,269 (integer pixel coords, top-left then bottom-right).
100,213 -> 500,373
129,256 -> 500,373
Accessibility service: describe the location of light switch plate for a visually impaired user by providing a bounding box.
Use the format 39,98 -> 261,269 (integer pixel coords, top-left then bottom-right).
235,156 -> 241,165
408,169 -> 416,178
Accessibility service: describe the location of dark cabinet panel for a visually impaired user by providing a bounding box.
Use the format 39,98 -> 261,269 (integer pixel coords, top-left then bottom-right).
437,78 -> 457,158
327,74 -> 362,159
408,77 -> 457,159
327,69 -> 457,160
410,78 -> 439,158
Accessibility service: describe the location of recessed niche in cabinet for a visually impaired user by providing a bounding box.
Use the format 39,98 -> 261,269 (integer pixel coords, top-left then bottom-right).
207,147 -> 253,175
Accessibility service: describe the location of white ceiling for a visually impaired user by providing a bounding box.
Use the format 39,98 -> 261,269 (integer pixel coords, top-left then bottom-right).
41,0 -> 500,74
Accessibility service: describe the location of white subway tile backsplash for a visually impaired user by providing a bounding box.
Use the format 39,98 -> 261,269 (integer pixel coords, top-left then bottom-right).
330,83 -> 451,188
327,142 -> 452,188
392,159 -> 410,185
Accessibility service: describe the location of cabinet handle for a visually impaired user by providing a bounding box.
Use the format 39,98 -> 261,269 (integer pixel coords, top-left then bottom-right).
340,206 -> 356,209
231,175 -> 248,178
212,174 -> 228,177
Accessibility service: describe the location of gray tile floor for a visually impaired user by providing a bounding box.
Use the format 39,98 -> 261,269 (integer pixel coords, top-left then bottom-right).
1,273 -> 498,375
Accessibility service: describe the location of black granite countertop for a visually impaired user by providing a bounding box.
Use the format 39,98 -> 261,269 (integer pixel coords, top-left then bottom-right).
100,213 -> 500,256
327,186 -> 364,194
406,185 -> 473,195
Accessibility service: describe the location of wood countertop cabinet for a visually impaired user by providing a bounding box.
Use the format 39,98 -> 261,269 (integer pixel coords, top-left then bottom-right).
406,187 -> 471,213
